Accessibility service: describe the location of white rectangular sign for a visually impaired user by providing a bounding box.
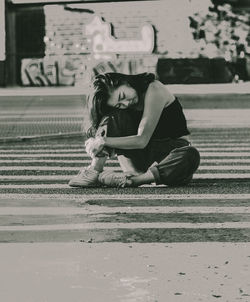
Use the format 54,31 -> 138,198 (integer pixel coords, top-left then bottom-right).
0,0 -> 5,60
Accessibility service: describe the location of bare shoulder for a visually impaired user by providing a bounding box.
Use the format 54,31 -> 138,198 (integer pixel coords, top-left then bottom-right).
148,80 -> 165,90
147,80 -> 175,105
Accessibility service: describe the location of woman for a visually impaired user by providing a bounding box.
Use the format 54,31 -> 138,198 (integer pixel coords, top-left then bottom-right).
69,72 -> 200,188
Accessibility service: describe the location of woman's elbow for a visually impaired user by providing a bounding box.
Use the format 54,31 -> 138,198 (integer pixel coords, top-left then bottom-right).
137,136 -> 149,149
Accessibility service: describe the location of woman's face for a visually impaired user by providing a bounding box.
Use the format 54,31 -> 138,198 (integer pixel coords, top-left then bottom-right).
107,84 -> 138,109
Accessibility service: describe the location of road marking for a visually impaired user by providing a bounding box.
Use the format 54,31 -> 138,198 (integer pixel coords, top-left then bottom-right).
195,148 -> 250,151
1,142 -> 250,149
0,166 -> 121,171
0,121 -> 82,125
1,222 -> 250,231
198,165 -> 250,170
201,159 -> 250,163
1,173 -> 250,182
0,149 -> 85,153
1,193 -> 250,200
1,152 -> 250,158
1,165 -> 250,171
1,146 -> 250,152
0,160 -> 102,163
0,206 -> 250,215
1,159 -> 250,164
0,154 -> 90,158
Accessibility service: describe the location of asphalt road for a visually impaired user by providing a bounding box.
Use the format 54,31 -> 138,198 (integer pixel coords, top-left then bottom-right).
1,93 -> 250,301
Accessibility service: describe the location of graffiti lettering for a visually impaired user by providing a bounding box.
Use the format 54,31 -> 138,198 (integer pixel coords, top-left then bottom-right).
85,15 -> 154,54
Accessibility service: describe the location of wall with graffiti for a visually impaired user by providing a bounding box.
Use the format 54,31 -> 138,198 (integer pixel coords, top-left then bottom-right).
21,55 -> 158,86
20,0 -> 250,86
21,0 -> 195,86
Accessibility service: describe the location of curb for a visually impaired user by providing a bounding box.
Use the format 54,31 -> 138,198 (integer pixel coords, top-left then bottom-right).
1,82 -> 250,97
0,132 -> 85,143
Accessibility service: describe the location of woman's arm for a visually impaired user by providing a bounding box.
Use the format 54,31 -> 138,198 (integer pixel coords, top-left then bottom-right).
103,81 -> 175,149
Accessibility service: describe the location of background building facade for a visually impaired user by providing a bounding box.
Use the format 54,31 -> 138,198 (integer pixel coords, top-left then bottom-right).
2,0 -> 250,86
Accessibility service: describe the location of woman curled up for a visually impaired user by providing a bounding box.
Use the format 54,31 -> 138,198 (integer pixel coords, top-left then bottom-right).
69,72 -> 200,188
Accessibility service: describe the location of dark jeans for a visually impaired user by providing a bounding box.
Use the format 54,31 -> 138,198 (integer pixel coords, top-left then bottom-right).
97,109 -> 200,186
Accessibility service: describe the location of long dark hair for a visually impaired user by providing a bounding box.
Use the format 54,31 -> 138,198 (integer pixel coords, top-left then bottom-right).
84,72 -> 155,137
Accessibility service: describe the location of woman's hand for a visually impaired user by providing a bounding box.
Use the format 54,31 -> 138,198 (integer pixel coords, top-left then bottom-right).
85,137 -> 106,158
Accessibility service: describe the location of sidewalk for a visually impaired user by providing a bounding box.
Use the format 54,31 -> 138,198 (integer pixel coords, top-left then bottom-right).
1,242 -> 250,302
1,82 -> 250,142
1,82 -> 250,97
0,93 -> 86,142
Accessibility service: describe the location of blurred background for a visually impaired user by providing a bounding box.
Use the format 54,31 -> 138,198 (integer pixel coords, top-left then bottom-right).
1,0 -> 250,87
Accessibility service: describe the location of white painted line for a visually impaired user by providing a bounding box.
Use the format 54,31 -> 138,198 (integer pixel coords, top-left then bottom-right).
0,154 -> 90,158
0,149 -> 85,153
1,173 -> 250,181
0,184 -> 70,188
1,222 -> 250,231
200,152 -> 250,157
198,166 -> 250,170
1,206 -> 250,215
0,121 -> 81,125
1,193 -> 250,201
0,146 -> 85,150
1,152 -> 250,158
2,148 -> 250,154
0,166 -> 120,171
189,123 -> 250,128
192,139 -> 250,143
1,143 -> 250,150
1,159 -> 250,165
0,160 -> 93,163
194,173 -> 250,178
0,115 -> 84,118
196,148 -> 250,152
1,165 -> 250,171
201,159 -> 250,163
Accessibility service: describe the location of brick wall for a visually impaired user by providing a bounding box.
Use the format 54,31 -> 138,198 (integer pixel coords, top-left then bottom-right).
21,0 -> 196,86
44,1 -> 196,57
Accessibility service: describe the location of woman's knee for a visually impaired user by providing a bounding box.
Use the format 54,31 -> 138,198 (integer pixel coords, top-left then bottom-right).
153,146 -> 200,186
107,109 -> 140,137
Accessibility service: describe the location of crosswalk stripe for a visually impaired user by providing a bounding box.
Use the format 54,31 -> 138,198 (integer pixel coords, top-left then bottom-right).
2,159 -> 250,164
2,147 -> 250,154
1,193 -> 250,199
1,142 -> 250,149
1,125 -> 250,243
1,173 -> 250,182
0,121 -> 82,125
1,152 -> 250,158
0,206 -> 250,215
1,222 -> 250,231
1,165 -> 250,171
0,166 -> 120,171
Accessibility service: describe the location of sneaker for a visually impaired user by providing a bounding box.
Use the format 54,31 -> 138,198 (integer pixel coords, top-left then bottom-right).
68,166 -> 100,187
98,170 -> 133,188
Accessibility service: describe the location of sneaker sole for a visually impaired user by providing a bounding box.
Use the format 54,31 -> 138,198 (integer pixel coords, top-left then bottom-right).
68,181 -> 101,188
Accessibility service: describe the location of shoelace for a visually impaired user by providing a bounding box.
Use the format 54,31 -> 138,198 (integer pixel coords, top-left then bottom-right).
114,174 -> 128,188
77,168 -> 87,177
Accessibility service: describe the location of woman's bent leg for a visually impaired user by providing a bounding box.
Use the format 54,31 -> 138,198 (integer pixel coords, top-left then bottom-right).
69,156 -> 108,187
149,146 -> 200,186
128,146 -> 200,187
107,109 -> 148,172
69,115 -> 110,187
117,155 -> 144,174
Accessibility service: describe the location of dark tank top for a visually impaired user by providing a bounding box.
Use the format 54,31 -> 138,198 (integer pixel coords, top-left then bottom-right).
131,97 -> 190,139
152,97 -> 190,139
